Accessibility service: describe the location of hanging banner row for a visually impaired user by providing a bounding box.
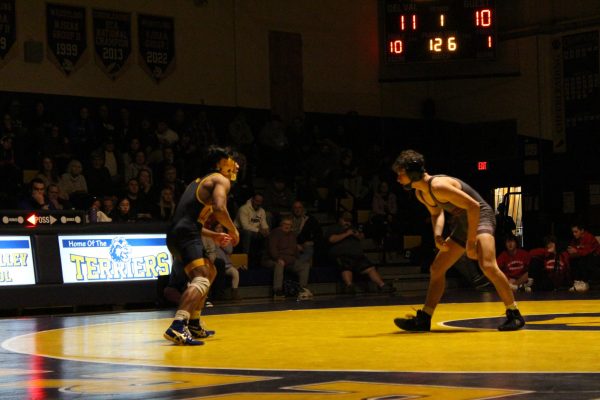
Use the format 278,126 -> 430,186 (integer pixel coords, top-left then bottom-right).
0,1 -> 175,81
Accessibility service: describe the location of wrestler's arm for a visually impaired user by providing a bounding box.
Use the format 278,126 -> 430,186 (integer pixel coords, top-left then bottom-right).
416,191 -> 448,251
210,175 -> 240,246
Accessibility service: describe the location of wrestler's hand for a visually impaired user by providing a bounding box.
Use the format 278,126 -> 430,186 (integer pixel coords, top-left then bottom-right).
466,240 -> 478,260
435,235 -> 450,252
214,233 -> 231,247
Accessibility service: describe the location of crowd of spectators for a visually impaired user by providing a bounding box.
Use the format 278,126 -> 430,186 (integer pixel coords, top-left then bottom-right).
3,96 -> 598,299
1,97 -> 400,224
496,223 -> 600,293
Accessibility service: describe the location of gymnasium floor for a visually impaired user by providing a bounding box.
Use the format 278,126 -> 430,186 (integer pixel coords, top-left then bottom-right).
0,290 -> 599,399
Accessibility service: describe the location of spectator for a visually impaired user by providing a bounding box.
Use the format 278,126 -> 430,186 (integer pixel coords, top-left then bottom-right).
0,135 -> 21,199
88,197 -> 112,223
290,200 -> 322,269
68,106 -> 96,160
125,150 -> 151,183
529,235 -> 571,291
151,146 -> 183,181
497,235 -> 532,292
160,165 -> 186,202
46,183 -> 72,210
17,178 -> 48,210
30,101 -> 56,148
228,110 -> 254,155
85,152 -> 113,198
95,104 -> 115,144
336,149 -> 369,206
234,193 -> 270,267
178,132 -> 201,182
58,159 -> 88,201
190,109 -> 217,150
495,202 -> 517,249
171,108 -> 191,138
113,197 -> 136,222
304,143 -> 339,206
137,167 -> 159,205
154,118 -> 179,147
0,113 -> 17,140
324,212 -> 395,294
35,156 -> 60,188
156,187 -> 176,222
566,223 -> 600,292
263,175 -> 294,225
258,114 -> 289,175
99,136 -> 123,184
101,195 -> 117,221
206,222 -> 243,301
262,215 -> 312,300
122,178 -> 153,220
122,137 -> 144,168
39,125 -> 71,171
115,107 -> 133,146
370,181 -> 399,250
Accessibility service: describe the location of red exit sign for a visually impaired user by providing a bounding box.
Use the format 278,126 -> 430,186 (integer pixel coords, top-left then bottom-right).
477,161 -> 488,171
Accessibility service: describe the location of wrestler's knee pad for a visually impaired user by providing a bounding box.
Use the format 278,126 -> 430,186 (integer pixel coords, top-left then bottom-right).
189,276 -> 211,297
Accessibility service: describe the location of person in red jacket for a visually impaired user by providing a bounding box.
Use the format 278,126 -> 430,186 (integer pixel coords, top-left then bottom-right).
529,235 -> 571,291
567,223 -> 600,292
497,235 -> 532,292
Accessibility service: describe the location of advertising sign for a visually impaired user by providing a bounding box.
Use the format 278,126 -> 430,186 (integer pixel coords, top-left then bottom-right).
58,234 -> 172,283
0,236 -> 36,286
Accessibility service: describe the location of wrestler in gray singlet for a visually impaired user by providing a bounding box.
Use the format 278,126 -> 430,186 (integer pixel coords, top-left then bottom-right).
417,175 -> 496,247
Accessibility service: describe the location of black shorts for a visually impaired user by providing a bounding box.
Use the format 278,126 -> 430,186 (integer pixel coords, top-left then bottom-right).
167,232 -> 204,266
335,254 -> 373,273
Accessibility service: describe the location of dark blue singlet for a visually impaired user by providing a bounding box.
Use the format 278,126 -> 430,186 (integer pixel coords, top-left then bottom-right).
167,174 -> 216,265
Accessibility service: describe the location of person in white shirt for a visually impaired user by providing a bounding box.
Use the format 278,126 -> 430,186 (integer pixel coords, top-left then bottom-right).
234,193 -> 270,267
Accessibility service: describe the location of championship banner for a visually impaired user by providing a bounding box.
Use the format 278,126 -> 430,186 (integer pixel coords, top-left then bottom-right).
0,0 -> 16,67
0,236 -> 36,286
93,9 -> 132,80
58,234 -> 172,283
137,14 -> 175,82
46,3 -> 87,75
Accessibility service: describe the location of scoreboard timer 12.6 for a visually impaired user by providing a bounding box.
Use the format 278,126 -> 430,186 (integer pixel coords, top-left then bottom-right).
382,0 -> 496,63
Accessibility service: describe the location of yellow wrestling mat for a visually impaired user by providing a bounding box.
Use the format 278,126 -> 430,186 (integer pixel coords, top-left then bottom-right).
4,300 -> 600,373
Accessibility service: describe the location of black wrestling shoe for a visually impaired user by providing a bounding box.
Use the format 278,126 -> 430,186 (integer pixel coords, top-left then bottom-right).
188,319 -> 215,339
394,309 -> 431,332
497,309 -> 525,331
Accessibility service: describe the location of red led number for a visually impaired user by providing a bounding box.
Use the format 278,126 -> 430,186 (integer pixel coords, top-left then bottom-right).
399,15 -> 417,31
389,40 -> 403,54
475,9 -> 492,27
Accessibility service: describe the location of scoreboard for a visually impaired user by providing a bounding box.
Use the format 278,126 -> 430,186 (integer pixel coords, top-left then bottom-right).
381,0 -> 497,63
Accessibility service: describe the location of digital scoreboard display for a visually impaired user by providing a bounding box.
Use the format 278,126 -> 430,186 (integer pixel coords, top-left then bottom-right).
382,0 -> 496,63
